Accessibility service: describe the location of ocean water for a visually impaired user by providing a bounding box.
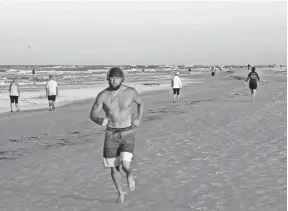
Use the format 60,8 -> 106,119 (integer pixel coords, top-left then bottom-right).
0,65 -> 182,93
2,64 -> 280,93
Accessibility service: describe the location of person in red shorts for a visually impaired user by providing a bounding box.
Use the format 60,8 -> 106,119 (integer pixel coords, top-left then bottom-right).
90,67 -> 144,204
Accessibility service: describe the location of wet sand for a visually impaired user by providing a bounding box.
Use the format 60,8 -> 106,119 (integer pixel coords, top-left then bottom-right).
0,69 -> 286,211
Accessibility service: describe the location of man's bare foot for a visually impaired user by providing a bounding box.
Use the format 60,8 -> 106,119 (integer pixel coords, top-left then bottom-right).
127,175 -> 135,191
117,192 -> 127,204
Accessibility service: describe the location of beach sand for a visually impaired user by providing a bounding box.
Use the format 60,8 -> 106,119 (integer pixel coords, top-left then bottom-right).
0,69 -> 286,211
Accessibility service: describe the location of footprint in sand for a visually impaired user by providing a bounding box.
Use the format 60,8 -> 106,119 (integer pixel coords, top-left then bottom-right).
9,139 -> 19,142
70,132 -> 80,134
27,136 -> 40,140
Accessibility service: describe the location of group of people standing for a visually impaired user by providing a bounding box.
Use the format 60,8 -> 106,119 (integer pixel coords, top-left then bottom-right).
9,75 -> 58,112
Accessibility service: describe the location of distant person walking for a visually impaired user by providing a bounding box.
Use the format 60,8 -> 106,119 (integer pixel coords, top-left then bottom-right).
211,66 -> 216,76
247,64 -> 251,70
188,68 -> 192,75
32,69 -> 35,75
245,66 -> 261,101
9,78 -> 20,112
171,72 -> 182,103
46,75 -> 58,111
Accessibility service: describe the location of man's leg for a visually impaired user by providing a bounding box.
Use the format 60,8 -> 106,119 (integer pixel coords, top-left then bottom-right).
121,151 -> 135,191
48,100 -> 52,111
15,97 -> 20,111
252,89 -> 256,101
51,96 -> 56,110
253,89 -> 257,97
173,94 -> 176,102
15,103 -> 20,111
10,103 -> 14,112
177,89 -> 180,102
52,100 -> 55,110
250,89 -> 255,101
111,166 -> 126,203
122,161 -> 135,191
10,97 -> 14,112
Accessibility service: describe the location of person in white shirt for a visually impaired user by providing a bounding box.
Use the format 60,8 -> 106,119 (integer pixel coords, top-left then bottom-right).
171,72 -> 182,103
46,75 -> 58,111
9,78 -> 20,112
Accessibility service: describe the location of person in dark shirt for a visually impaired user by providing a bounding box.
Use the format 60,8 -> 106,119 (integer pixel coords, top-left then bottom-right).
245,66 -> 261,101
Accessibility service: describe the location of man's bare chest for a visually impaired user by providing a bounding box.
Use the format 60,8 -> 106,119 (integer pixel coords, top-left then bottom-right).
104,93 -> 133,110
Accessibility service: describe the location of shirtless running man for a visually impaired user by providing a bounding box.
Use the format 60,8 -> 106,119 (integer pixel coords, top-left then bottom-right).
90,67 -> 144,204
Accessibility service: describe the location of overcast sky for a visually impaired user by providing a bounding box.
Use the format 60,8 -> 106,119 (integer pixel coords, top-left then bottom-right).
0,0 -> 286,65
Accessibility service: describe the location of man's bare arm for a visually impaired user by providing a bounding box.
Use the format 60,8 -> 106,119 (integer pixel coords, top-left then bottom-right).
245,73 -> 250,83
133,89 -> 144,123
90,92 -> 106,126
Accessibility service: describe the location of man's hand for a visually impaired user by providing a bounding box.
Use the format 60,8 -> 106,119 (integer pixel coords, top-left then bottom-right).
244,82 -> 247,87
132,119 -> 141,128
101,118 -> 109,127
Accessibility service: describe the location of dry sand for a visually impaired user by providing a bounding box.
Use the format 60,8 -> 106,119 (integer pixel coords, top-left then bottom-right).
0,69 -> 286,211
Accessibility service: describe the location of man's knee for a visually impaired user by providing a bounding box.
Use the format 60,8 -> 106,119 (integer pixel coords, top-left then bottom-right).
122,161 -> 132,172
111,166 -> 120,174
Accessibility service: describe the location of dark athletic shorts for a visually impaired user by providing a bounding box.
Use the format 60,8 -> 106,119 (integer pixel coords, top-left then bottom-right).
173,88 -> 180,95
249,83 -> 257,90
10,96 -> 19,103
48,95 -> 56,101
211,72 -> 215,76
103,126 -> 135,159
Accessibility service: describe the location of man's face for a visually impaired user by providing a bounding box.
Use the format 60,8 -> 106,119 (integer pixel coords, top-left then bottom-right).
109,77 -> 122,90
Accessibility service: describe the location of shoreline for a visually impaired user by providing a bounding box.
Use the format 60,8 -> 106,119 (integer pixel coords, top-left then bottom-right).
0,74 -> 203,115
0,67 -> 285,115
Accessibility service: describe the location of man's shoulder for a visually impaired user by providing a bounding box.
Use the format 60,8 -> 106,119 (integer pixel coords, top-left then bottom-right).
47,79 -> 57,82
97,88 -> 110,99
122,85 -> 138,93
